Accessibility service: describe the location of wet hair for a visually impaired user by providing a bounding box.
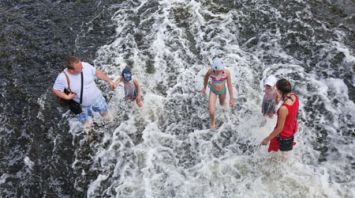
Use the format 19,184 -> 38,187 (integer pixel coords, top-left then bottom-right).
65,56 -> 80,70
276,79 -> 292,96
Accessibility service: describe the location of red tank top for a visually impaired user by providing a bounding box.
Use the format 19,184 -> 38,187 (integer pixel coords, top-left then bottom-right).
275,93 -> 299,138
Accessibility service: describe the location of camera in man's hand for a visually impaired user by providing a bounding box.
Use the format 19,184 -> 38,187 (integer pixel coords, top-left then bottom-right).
61,88 -> 82,114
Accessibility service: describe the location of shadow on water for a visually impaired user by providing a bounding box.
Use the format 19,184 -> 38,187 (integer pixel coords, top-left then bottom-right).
0,0 -> 118,196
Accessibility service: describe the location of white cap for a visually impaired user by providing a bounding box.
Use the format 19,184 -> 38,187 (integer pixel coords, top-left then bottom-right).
264,75 -> 277,86
211,58 -> 224,71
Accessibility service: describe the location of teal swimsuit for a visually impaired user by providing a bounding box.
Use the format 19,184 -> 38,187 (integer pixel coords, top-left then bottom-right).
209,70 -> 227,95
208,83 -> 226,95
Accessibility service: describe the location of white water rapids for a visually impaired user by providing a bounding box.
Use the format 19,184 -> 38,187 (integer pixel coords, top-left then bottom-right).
64,0 -> 355,197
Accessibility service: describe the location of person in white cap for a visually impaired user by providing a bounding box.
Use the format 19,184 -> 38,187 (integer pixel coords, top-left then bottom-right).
262,75 -> 278,118
202,57 -> 234,129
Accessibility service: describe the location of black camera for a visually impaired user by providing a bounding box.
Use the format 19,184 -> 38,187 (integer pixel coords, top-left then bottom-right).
61,88 -> 82,114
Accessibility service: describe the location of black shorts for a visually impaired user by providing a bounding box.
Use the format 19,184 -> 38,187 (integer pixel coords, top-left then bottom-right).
278,136 -> 294,151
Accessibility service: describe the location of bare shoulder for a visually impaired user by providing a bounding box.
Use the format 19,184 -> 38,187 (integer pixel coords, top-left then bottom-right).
223,69 -> 231,76
285,94 -> 297,105
205,68 -> 212,76
225,69 -> 232,79
279,105 -> 289,115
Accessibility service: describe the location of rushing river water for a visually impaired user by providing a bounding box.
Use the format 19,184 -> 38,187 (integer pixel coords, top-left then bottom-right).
0,0 -> 354,197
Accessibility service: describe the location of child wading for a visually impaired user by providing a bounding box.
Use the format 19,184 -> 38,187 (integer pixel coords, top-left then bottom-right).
262,75 -> 277,118
115,67 -> 143,108
201,58 -> 234,129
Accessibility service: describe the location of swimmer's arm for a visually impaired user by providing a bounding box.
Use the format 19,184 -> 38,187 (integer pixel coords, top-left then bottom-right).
262,106 -> 288,144
96,69 -> 115,89
114,77 -> 123,85
226,70 -> 234,107
226,70 -> 233,95
133,79 -> 142,97
202,69 -> 211,90
96,69 -> 113,83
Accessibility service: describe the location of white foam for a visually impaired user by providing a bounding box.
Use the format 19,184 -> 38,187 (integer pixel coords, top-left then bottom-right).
24,156 -> 34,170
0,173 -> 10,185
87,174 -> 109,197
65,0 -> 355,197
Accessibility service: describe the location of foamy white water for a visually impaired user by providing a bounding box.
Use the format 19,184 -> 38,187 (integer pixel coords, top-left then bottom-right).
24,156 -> 34,170
69,0 -> 355,197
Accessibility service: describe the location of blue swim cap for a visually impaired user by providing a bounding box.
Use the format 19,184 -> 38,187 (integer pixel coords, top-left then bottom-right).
211,58 -> 224,71
121,67 -> 132,81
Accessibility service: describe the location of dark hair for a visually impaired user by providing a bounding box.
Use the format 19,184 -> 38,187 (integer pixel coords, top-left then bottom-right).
276,79 -> 292,96
65,56 -> 80,69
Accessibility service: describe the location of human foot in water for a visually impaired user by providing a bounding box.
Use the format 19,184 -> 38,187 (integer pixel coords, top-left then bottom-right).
83,119 -> 93,132
222,104 -> 226,112
210,122 -> 216,129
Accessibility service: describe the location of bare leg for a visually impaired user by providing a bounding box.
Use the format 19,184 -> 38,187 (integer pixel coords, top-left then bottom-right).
83,119 -> 93,132
208,92 -> 218,129
219,93 -> 226,111
281,151 -> 291,161
100,111 -> 108,117
100,111 -> 112,122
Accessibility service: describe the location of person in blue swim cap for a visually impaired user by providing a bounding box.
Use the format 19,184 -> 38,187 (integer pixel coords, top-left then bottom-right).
115,66 -> 143,108
201,57 -> 235,129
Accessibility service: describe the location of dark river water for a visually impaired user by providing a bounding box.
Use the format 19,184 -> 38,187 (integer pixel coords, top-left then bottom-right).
0,0 -> 354,197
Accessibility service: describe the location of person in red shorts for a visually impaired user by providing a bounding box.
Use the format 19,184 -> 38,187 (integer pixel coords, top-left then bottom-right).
261,79 -> 299,152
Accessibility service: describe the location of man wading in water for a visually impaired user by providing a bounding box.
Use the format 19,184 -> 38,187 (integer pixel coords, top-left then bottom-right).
52,56 -> 116,130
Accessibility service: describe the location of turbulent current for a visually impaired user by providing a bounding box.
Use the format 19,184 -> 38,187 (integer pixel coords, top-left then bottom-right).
0,0 -> 354,197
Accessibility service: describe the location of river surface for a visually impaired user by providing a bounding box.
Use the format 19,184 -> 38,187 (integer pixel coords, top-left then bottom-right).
0,0 -> 354,197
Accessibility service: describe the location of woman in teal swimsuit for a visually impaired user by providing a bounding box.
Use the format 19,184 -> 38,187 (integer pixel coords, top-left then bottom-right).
202,58 -> 234,129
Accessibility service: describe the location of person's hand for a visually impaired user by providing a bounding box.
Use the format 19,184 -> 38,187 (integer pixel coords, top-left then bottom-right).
109,81 -> 116,89
201,87 -> 206,95
65,92 -> 75,100
261,137 -> 270,145
137,97 -> 143,108
229,97 -> 235,108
